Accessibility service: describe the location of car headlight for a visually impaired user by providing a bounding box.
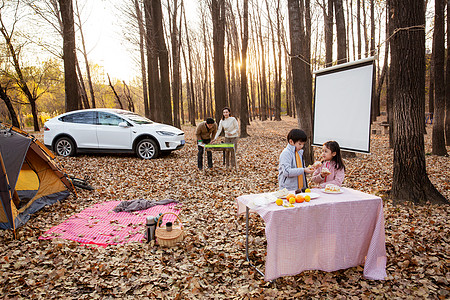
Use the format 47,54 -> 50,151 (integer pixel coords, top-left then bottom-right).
156,131 -> 176,136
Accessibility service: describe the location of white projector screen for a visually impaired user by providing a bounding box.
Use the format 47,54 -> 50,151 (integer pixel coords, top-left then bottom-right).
313,57 -> 375,153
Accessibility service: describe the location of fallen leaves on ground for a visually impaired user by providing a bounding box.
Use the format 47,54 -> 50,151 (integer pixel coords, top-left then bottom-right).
0,116 -> 448,299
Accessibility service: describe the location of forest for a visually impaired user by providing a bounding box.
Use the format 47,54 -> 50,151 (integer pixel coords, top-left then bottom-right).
0,0 -> 449,298
2,0 -> 448,203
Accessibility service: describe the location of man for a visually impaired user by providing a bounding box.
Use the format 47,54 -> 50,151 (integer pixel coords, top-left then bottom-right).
196,118 -> 217,170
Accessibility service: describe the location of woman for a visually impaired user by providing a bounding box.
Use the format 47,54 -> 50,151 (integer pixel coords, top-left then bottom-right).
213,107 -> 239,168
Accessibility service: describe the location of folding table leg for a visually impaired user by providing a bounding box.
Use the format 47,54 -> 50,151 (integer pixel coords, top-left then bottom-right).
245,206 -> 265,277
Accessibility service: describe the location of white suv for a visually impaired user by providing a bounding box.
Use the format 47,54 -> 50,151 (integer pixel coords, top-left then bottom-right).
43,108 -> 185,159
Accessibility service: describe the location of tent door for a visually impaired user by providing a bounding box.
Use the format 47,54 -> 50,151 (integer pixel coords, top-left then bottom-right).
16,161 -> 39,209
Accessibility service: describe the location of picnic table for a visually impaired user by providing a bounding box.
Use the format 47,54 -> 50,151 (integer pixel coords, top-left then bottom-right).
236,187 -> 387,281
202,143 -> 237,169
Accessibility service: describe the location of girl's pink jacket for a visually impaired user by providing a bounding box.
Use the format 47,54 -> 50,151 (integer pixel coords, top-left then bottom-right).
311,160 -> 345,188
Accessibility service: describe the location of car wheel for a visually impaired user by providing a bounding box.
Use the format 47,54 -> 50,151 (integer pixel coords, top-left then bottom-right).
136,139 -> 159,159
55,137 -> 76,157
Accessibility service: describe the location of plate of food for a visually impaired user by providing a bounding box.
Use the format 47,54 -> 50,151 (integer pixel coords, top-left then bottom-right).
322,184 -> 343,194
296,192 -> 320,199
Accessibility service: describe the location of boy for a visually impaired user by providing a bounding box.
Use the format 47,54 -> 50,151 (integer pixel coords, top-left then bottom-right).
278,129 -> 314,191
196,118 -> 217,170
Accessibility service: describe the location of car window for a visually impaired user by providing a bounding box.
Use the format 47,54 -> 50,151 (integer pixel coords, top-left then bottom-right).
116,111 -> 153,124
60,111 -> 96,124
98,112 -> 128,126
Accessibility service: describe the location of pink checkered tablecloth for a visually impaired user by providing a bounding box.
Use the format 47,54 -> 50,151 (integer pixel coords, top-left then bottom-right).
237,188 -> 387,281
39,201 -> 180,246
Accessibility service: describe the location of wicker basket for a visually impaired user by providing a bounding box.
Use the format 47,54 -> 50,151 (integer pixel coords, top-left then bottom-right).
155,212 -> 184,247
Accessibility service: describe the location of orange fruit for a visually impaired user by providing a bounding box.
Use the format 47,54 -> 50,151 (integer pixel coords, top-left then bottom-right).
295,194 -> 304,203
286,194 -> 295,201
305,188 -> 311,193
276,199 -> 283,206
305,195 -> 311,202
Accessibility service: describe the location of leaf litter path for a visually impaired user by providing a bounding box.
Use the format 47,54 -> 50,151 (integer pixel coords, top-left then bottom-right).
0,117 -> 448,299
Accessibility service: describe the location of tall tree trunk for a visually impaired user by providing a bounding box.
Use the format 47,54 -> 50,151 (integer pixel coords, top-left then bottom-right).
334,0 -> 347,64
152,0 -> 172,125
169,0 -> 181,128
350,0 -> 356,60
390,0 -> 448,204
362,0 -> 368,57
370,0 -> 379,122
144,0 -> 161,121
304,0 -> 312,118
58,0 -> 80,112
0,84 -> 20,128
107,74 -> 123,109
75,60 -> 90,109
74,0 -> 95,108
356,0 -> 361,59
276,0 -> 282,121
212,0 -> 227,123
375,15 -> 388,119
335,0 -> 354,158
387,0 -> 394,147
259,16 -> 268,121
134,0 -> 149,118
182,1 -> 196,125
428,39 -> 435,127
266,0 -> 280,121
202,15 -> 209,121
123,81 -> 135,112
432,0 -> 448,155
240,0 -> 249,137
288,0 -> 313,165
324,0 -> 333,67
446,0 -> 450,145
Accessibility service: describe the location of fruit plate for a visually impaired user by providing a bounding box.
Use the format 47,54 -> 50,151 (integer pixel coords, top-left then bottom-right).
321,189 -> 343,194
290,192 -> 320,199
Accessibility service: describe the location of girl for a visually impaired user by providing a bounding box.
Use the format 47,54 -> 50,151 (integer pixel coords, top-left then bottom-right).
213,107 -> 239,168
311,141 -> 345,188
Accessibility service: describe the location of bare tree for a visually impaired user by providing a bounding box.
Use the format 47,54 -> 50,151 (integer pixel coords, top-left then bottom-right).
356,0 -> 361,59
133,0 -> 150,117
107,74 -> 123,109
123,81 -> 135,112
0,83 -> 20,127
446,0 -> 450,145
144,0 -> 160,121
370,0 -> 379,122
181,0 -> 195,125
240,0 -> 249,137
58,0 -> 80,111
334,0 -> 346,64
374,4 -> 389,124
74,0 -> 95,108
211,0 -> 227,123
390,0 -> 448,204
152,0 -> 172,125
362,0 -> 368,56
322,0 -> 333,67
1,3 -> 43,130
168,0 -> 181,128
431,0 -> 447,155
288,0 -> 313,165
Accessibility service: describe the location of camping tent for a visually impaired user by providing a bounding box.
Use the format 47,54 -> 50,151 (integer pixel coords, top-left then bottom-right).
0,123 -> 76,231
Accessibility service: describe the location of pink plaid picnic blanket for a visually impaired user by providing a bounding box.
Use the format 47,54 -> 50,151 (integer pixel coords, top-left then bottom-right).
39,201 -> 180,246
